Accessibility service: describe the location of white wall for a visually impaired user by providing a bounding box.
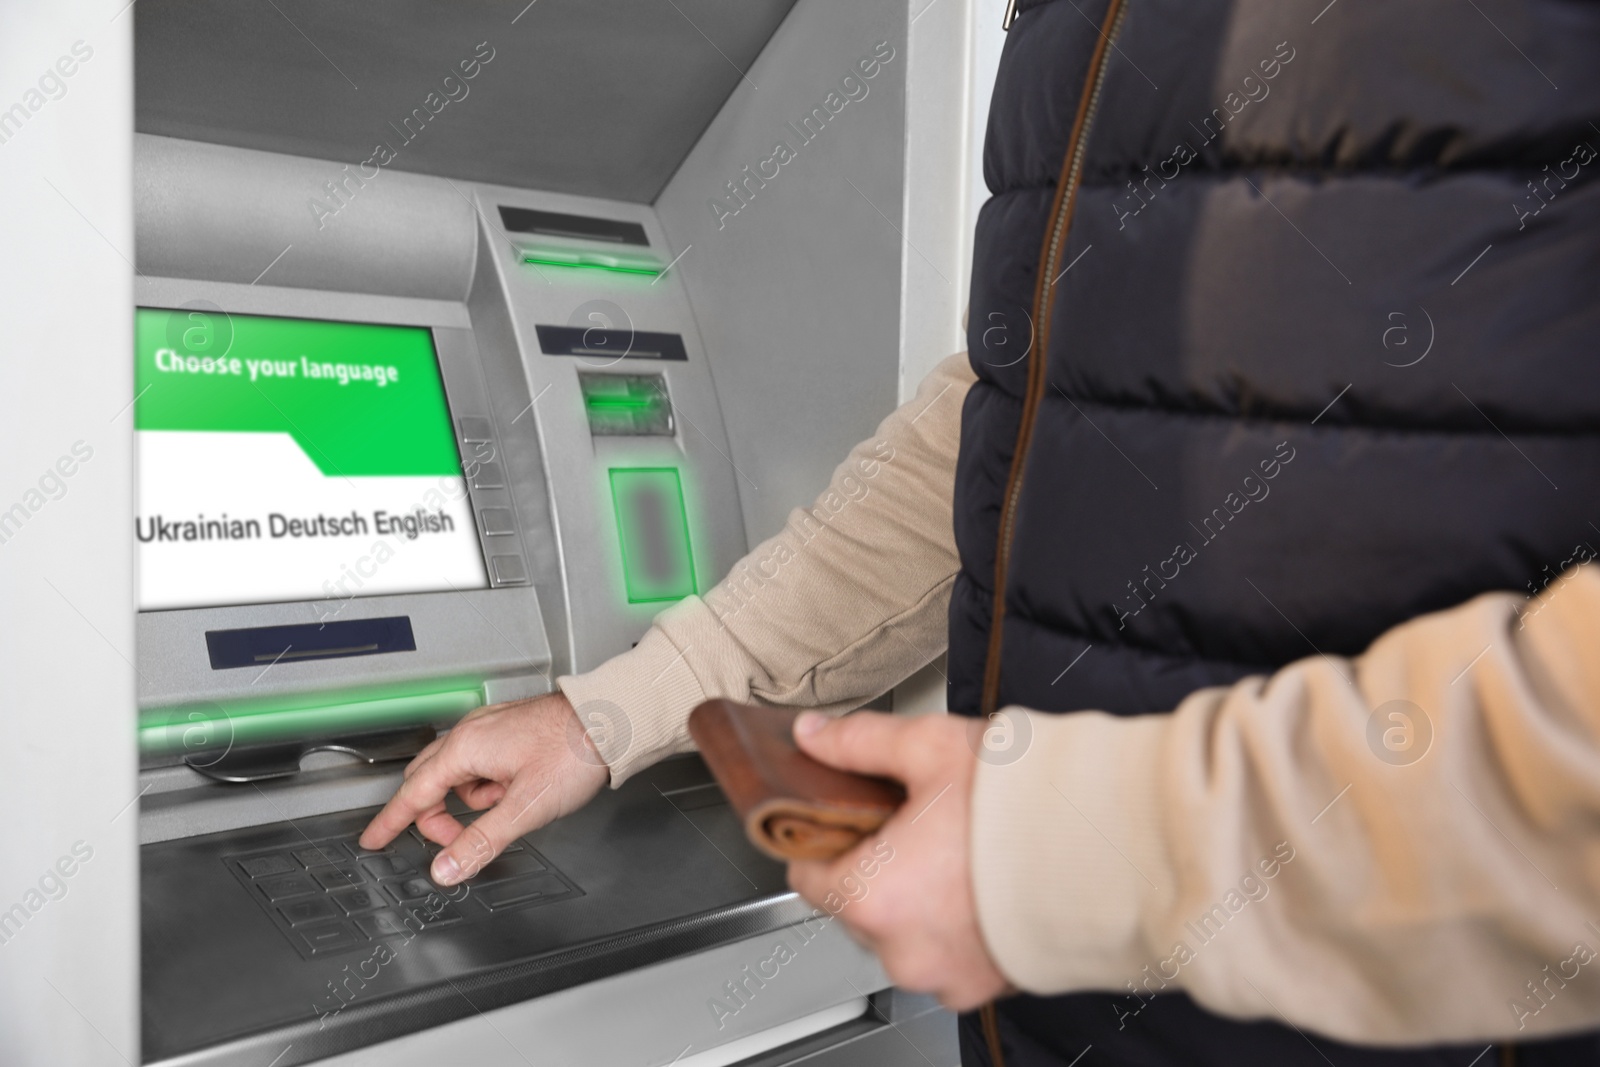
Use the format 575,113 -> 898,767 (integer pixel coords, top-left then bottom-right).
896,0 -> 1010,404
655,0 -> 910,549
892,0 -> 1008,715
0,2 -> 138,1064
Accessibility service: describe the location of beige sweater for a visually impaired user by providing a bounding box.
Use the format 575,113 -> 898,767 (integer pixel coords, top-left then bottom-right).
559,352 -> 1600,1046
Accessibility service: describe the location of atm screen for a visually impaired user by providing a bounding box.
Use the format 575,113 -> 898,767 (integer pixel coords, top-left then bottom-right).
134,308 -> 488,611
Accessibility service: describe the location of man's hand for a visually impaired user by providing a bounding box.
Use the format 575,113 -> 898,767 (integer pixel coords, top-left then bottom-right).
359,692 -> 609,886
785,710 -> 1011,1012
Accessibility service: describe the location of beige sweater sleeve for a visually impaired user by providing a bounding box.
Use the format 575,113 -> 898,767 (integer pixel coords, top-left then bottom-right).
975,558 -> 1600,1045
556,351 -> 973,783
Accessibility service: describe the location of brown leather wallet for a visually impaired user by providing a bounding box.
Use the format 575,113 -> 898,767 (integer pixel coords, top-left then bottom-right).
687,700 -> 905,862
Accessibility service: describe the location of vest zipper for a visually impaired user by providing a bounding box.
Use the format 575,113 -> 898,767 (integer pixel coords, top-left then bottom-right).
979,0 -> 1129,720
977,7 -> 1128,1063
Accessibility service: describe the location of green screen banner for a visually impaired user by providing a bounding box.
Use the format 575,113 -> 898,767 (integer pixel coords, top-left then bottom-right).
134,308 -> 462,477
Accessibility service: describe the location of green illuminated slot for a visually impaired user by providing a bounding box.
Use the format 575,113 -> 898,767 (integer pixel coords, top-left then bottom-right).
138,687 -> 483,758
521,250 -> 661,277
585,396 -> 664,411
610,467 -> 696,604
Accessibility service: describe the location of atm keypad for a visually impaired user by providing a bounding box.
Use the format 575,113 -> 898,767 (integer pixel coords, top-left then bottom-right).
225,816 -> 582,960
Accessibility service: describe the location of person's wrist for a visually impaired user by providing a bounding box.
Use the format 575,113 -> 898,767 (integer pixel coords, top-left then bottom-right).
545,691 -> 614,785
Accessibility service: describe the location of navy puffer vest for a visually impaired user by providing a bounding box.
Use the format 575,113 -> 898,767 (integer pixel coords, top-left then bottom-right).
949,0 -> 1600,1063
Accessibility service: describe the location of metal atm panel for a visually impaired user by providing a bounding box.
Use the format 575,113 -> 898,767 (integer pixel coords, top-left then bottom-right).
129,145 -> 882,1067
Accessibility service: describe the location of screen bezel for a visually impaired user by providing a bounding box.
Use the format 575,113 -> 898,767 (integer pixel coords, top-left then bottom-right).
133,279 -> 551,732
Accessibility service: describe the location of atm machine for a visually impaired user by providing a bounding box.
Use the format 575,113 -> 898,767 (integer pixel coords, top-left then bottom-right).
129,2 -> 957,1065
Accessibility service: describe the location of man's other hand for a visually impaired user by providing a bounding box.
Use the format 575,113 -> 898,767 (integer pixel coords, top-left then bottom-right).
359,692 -> 609,886
785,711 -> 1011,1012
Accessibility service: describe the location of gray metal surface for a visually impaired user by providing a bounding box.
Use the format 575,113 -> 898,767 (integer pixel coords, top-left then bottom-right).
134,0 -> 800,204
306,933 -> 895,1067
135,135 -> 478,299
141,756 -> 811,1066
735,991 -> 959,1067
140,762 -> 414,846
654,0 -> 908,544
132,139 -> 752,690
462,178 -> 750,675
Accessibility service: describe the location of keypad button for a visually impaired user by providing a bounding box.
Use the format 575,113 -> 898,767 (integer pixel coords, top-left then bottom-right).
330,887 -> 384,915
387,877 -> 441,906
354,911 -> 412,940
238,854 -> 297,879
480,873 -> 571,912
404,902 -> 463,929
360,855 -> 415,879
299,923 -> 361,956
292,846 -> 344,868
279,897 -> 339,926
258,873 -> 317,901
469,851 -> 547,885
343,838 -> 394,858
311,864 -> 364,891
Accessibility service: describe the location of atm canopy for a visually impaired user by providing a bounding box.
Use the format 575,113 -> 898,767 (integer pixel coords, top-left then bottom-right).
134,0 -> 799,203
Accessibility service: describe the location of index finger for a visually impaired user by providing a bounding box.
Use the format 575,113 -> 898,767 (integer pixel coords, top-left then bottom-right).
360,747 -> 468,849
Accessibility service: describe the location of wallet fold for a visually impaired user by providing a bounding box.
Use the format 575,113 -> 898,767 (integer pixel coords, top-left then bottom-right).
687,700 -> 906,862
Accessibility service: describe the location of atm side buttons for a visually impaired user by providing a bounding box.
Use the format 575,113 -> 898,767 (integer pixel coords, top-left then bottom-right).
490,554 -> 529,585
479,507 -> 516,536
